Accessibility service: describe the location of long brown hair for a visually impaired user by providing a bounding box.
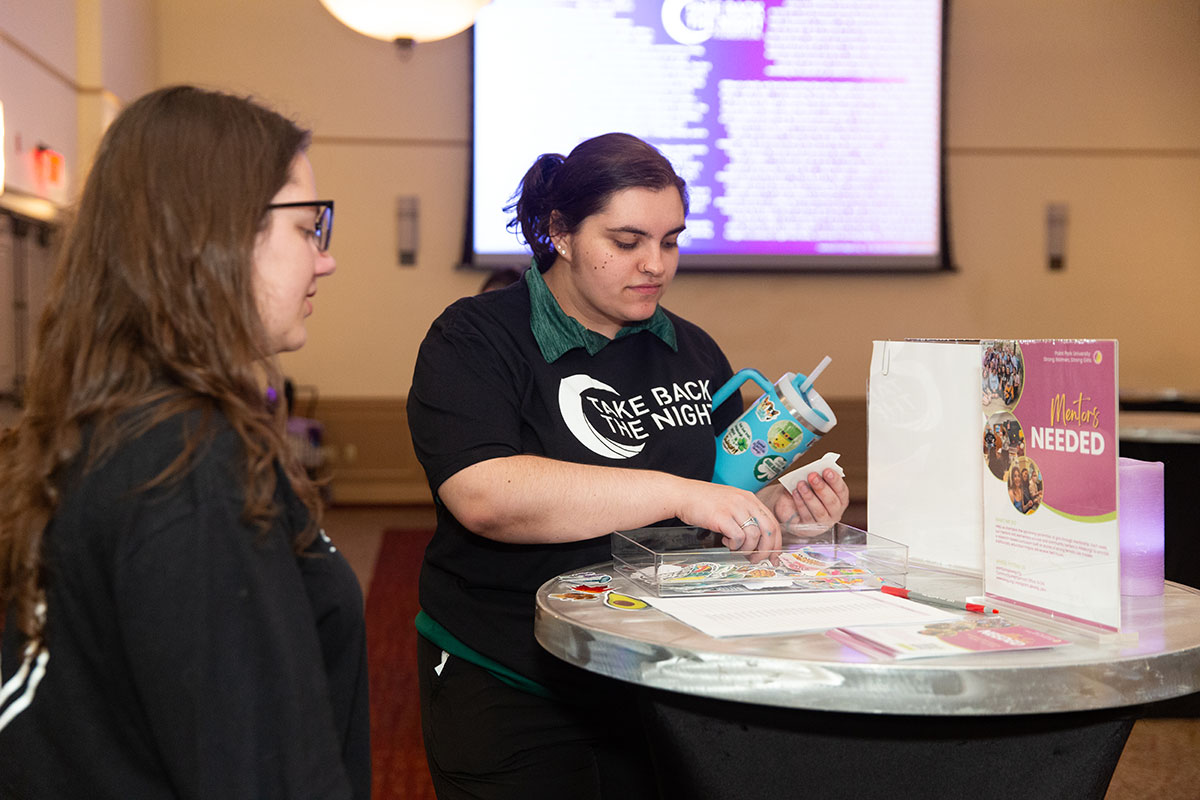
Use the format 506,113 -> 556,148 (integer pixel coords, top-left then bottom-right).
0,86 -> 321,643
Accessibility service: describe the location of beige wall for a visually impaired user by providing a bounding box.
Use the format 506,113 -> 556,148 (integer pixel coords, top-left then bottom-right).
1,0 -> 80,209
159,0 -> 1200,400
2,0 -> 155,398
1,0 -> 156,207
8,0 -> 1200,400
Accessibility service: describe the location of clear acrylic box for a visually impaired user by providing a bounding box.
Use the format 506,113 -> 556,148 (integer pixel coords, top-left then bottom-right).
611,523 -> 908,597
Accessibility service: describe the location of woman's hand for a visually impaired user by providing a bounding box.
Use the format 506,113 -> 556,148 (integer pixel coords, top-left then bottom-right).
672,480 -> 781,560
758,468 -> 850,538
439,456 -> 786,555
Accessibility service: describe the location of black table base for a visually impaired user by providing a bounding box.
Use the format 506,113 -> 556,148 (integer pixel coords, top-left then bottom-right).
641,688 -> 1133,800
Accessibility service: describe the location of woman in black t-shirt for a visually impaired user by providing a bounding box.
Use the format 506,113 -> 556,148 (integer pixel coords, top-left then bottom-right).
409,133 -> 848,799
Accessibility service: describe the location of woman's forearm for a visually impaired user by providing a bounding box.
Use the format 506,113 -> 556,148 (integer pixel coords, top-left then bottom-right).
437,455 -> 778,550
437,455 -> 692,543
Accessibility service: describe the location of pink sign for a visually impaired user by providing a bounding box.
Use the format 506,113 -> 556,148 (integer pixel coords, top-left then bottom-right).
983,340 -> 1117,519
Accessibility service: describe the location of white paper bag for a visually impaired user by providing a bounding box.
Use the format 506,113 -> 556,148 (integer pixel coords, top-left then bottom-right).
867,340 -> 984,572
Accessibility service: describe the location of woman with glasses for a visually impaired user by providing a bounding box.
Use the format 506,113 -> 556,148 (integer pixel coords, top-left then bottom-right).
0,86 -> 366,799
407,132 -> 849,799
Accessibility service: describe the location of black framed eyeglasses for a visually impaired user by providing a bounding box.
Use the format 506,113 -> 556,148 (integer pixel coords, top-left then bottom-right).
267,200 -> 335,252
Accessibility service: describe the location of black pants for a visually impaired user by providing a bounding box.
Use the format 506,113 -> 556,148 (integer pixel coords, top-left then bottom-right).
416,635 -> 658,800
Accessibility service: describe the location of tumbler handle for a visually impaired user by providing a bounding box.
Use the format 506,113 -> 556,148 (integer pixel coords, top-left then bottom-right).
711,369 -> 775,410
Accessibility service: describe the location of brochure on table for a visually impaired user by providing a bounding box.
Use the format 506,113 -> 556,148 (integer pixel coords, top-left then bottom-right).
981,340 -> 1121,631
828,615 -> 1072,661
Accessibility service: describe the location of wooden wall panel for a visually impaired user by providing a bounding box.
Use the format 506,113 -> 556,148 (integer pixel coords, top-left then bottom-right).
314,397 -> 431,505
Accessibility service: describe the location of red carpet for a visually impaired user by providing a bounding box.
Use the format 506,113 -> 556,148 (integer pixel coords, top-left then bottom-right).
366,528 -> 436,800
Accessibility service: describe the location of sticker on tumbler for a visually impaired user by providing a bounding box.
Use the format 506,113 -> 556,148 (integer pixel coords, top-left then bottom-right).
721,421 -> 752,455
750,439 -> 768,456
755,397 -> 781,422
753,455 -> 789,483
768,420 -> 804,453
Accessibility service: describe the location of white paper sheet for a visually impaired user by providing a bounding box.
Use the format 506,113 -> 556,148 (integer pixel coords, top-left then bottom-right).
643,590 -> 959,638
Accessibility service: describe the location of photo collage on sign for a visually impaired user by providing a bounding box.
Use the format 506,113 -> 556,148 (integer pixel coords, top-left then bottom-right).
982,341 -> 1044,516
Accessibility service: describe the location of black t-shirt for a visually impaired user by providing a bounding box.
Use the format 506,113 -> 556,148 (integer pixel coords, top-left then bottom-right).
407,282 -> 741,691
0,412 -> 369,800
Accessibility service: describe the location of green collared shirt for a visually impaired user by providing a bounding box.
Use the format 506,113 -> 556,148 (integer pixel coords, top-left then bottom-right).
525,261 -> 677,363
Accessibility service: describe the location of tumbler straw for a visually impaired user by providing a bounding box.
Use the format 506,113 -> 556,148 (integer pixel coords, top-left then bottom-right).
799,356 -> 832,394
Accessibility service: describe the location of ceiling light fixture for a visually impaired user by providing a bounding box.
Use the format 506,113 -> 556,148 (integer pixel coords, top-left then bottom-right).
318,0 -> 492,47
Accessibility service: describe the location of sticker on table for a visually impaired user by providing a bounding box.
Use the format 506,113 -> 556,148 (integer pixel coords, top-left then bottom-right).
604,592 -> 649,611
569,584 -> 610,594
550,591 -> 601,602
561,571 -> 612,587
795,576 -> 870,590
634,564 -> 683,584
798,574 -> 872,587
778,549 -> 846,574
741,579 -> 796,590
666,562 -> 723,582
731,564 -> 779,579
778,552 -> 823,572
670,583 -> 746,594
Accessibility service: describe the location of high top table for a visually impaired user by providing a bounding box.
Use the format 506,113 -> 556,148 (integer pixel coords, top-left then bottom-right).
535,565 -> 1200,799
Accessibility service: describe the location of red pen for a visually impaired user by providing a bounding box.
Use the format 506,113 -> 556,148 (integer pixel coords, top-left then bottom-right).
881,584 -> 1000,614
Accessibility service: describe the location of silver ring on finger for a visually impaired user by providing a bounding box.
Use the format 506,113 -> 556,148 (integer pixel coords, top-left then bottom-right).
740,516 -> 759,529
